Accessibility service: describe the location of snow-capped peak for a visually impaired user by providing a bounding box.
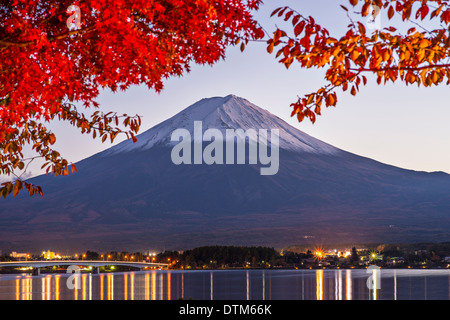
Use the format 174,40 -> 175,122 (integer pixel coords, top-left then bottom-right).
105,95 -> 341,155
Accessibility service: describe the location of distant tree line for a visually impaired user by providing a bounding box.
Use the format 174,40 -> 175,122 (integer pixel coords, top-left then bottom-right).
158,246 -> 279,269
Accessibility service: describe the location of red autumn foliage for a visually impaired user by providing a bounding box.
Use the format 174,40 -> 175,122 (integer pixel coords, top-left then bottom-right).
0,0 -> 262,197
3,0 -> 450,198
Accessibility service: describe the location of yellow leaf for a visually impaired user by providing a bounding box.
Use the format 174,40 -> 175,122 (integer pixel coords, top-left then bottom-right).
13,180 -> 22,197
419,39 -> 430,49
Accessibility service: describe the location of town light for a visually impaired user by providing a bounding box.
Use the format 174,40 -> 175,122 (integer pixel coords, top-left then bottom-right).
314,251 -> 324,259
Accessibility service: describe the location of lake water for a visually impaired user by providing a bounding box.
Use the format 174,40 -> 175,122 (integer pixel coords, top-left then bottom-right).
0,269 -> 449,300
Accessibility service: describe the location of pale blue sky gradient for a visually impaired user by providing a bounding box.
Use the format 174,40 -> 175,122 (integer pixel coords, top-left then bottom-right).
17,1 -> 450,178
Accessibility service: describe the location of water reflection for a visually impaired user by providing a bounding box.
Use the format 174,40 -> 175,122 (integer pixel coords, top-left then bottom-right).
210,272 -> 213,300
107,274 -> 113,300
262,270 -> 265,300
394,270 -> 397,300
316,269 -> 323,300
3,269 -> 449,300
181,273 -> 184,299
246,270 -> 250,300
152,272 -> 156,300
130,273 -> 135,300
144,273 -> 149,300
100,274 -> 104,300
124,273 -> 128,300
346,270 -> 352,300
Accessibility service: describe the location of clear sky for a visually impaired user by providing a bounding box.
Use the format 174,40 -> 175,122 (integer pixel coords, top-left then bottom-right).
12,0 -> 450,180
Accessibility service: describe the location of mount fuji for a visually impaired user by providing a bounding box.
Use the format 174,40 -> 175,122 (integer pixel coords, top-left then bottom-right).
1,95 -> 449,252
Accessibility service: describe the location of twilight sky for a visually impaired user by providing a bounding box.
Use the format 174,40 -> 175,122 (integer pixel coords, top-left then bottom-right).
13,0 -> 450,180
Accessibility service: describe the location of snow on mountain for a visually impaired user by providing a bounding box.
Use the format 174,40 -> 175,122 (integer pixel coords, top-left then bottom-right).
105,94 -> 341,155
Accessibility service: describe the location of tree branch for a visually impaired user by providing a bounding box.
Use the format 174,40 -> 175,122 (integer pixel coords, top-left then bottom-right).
351,64 -> 450,73
0,25 -> 97,49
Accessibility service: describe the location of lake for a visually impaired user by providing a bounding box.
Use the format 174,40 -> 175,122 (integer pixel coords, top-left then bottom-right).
0,269 -> 449,300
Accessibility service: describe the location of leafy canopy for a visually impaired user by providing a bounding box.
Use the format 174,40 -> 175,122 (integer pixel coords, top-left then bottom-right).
0,0 -> 262,197
266,0 -> 450,123
2,0 -> 450,198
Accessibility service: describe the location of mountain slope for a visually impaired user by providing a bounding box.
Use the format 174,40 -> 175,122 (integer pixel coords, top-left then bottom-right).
0,95 -> 449,252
